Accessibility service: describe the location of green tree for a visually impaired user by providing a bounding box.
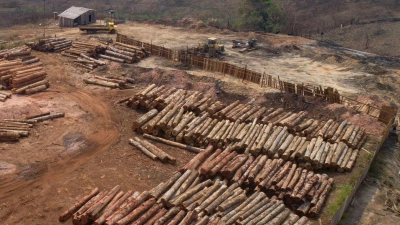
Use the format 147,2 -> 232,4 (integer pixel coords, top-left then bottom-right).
239,0 -> 284,33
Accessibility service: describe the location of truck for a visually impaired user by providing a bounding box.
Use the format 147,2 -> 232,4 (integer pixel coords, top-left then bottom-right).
79,22 -> 117,34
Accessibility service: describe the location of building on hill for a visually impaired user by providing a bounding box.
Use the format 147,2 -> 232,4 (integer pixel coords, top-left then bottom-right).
58,6 -> 96,27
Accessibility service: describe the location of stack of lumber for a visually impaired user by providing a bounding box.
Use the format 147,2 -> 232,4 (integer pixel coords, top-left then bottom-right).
83,75 -> 134,89
0,46 -> 38,63
181,146 -> 334,218
0,57 -> 49,96
28,37 -> 72,52
128,137 -> 176,164
98,42 -> 149,63
0,112 -> 64,142
59,179 -> 309,225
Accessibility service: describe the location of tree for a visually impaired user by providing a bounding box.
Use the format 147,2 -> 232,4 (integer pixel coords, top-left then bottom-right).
239,0 -> 284,32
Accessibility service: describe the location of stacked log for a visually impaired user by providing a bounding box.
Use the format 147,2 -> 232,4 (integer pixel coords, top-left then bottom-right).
0,119 -> 32,141
126,84 -> 364,172
28,37 -> 72,52
99,42 -> 149,64
128,137 -> 176,164
0,112 -> 64,142
83,74 -> 133,89
0,55 -> 49,95
60,39 -> 107,70
59,177 -> 307,225
181,148 -> 334,218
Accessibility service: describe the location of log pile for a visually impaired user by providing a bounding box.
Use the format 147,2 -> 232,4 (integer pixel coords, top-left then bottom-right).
61,40 -> 107,70
83,74 -> 134,89
98,42 -> 149,63
0,52 -> 49,97
59,177 -> 308,225
0,112 -> 65,142
128,85 -> 363,172
128,137 -> 176,164
182,146 -> 334,217
27,37 -> 72,52
0,46 -> 39,63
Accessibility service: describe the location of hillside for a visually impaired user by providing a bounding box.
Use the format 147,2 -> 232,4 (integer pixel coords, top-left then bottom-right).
2,0 -> 400,56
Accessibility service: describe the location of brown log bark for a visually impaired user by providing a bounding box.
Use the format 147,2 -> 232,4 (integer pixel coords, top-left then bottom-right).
59,187 -> 99,222
295,119 -> 314,132
133,109 -> 158,130
231,155 -> 254,184
311,139 -> 325,162
238,155 -> 262,185
143,208 -> 167,225
301,120 -> 319,136
331,120 -> 348,141
134,137 -> 175,163
221,154 -> 248,179
341,124 -> 355,143
129,139 -> 158,160
172,112 -> 194,136
229,122 -> 246,141
295,174 -> 320,201
130,203 -> 163,225
345,149 -> 359,171
263,126 -> 282,153
174,170 -> 199,197
261,108 -> 284,123
85,185 -> 121,221
317,119 -> 333,137
287,111 -> 308,130
143,134 -> 204,153
204,184 -> 239,215
217,100 -> 240,117
248,155 -> 268,183
221,191 -> 261,223
115,198 -> 156,225
278,133 -> 294,155
154,207 -> 181,225
303,138 -> 317,161
287,168 -> 304,191
308,178 -> 334,218
338,148 -> 353,172
105,191 -> 150,225
348,126 -> 360,146
160,170 -> 192,204
324,143 -> 337,168
207,101 -> 226,115
331,142 -> 346,167
181,145 -> 213,172
291,170 -> 311,198
169,179 -> 213,207
95,190 -> 133,225
254,201 -> 286,224
199,147 -> 231,175
209,150 -> 238,176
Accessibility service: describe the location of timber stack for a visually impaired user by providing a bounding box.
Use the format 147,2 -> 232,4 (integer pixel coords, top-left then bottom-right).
0,53 -> 49,97
0,46 -> 39,63
181,146 -> 334,217
129,84 -> 364,172
59,177 -> 308,225
61,39 -> 107,70
0,112 -> 65,142
27,37 -> 72,52
83,74 -> 134,89
98,42 -> 149,63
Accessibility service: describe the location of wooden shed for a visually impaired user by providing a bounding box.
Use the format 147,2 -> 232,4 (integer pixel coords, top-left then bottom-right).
58,6 -> 96,27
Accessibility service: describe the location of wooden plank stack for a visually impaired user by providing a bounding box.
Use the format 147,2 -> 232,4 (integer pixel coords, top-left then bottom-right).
129,84 -> 364,172
59,176 -> 309,225
27,37 -> 72,52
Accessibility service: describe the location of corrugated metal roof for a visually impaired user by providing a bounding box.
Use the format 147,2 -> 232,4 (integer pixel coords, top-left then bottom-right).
58,6 -> 93,19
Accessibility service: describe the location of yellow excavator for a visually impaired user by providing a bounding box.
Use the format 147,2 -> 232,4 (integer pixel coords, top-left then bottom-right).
198,37 -> 225,53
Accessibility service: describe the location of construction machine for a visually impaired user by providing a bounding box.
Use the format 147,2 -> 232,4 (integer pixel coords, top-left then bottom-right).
198,37 -> 225,53
79,22 -> 117,34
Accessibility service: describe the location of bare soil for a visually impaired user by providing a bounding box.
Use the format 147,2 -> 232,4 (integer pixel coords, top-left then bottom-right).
0,21 -> 399,225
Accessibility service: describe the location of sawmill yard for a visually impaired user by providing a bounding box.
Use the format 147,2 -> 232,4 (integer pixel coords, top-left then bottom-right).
0,20 -> 399,225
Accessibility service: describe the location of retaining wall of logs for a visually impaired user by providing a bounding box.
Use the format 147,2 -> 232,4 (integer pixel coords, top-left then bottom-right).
0,47 -> 49,100
129,84 -> 363,172
0,112 -> 65,142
